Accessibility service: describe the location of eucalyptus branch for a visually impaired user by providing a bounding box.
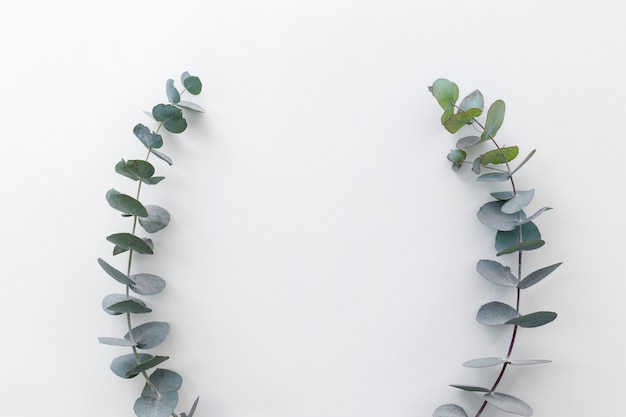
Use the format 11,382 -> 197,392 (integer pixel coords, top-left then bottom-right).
429,79 -> 562,417
98,71 -> 205,417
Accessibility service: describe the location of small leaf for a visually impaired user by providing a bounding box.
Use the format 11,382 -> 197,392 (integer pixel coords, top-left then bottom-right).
444,108 -> 482,133
151,149 -> 173,166
476,260 -> 517,286
433,404 -> 468,417
134,124 -> 163,149
166,79 -> 180,104
142,369 -> 183,396
125,321 -> 170,349
462,357 -> 506,368
497,239 -> 545,256
517,207 -> 552,226
509,359 -> 551,366
495,222 -> 541,252
107,299 -> 152,315
138,205 -> 170,233
102,294 -> 151,315
476,301 -> 517,325
510,149 -> 536,177
153,104 -> 187,134
98,337 -> 137,347
518,262 -> 562,289
481,146 -> 519,165
429,79 -> 459,112
447,149 -> 466,171
450,385 -> 490,393
182,71 -> 202,95
115,159 -> 156,181
107,233 -> 154,255
135,391 -> 178,417
472,157 -> 481,174
458,90 -> 484,113
111,353 -> 153,378
481,99 -> 505,141
501,190 -> 535,214
184,397 -> 200,417
142,176 -> 165,185
130,273 -> 167,295
106,189 -> 148,217
98,258 -> 135,285
456,136 -> 482,149
491,191 -> 515,201
484,392 -> 532,416
476,172 -> 510,182
505,311 -> 557,328
477,201 -> 519,231
176,100 -> 205,112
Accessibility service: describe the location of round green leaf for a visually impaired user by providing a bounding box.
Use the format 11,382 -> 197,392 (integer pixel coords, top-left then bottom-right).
476,301 -> 517,325
181,71 -> 202,95
458,90 -> 484,113
138,205 -> 170,233
153,104 -> 188,133
142,369 -> 183,396
130,273 -> 167,295
106,189 -> 148,217
166,79 -> 180,104
115,159 -> 156,181
125,321 -> 170,349
433,404 -> 468,417
429,78 -> 459,112
505,311 -> 557,328
495,221 -> 540,252
111,353 -> 153,378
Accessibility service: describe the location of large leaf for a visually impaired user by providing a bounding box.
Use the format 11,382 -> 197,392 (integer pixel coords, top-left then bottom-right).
495,221 -> 541,252
166,79 -> 180,104
444,108 -> 482,133
459,90 -> 484,113
477,201 -> 519,231
106,189 -> 148,217
505,311 -> 557,328
134,124 -> 163,149
135,391 -> 178,417
484,392 -> 532,416
153,104 -> 187,134
481,146 -> 519,165
501,190 -> 534,214
138,205 -> 170,233
130,273 -> 167,295
476,301 -> 517,325
497,239 -> 545,256
107,233 -> 154,255
125,322 -> 170,349
98,258 -> 135,285
476,260 -> 517,286
481,99 -> 505,141
433,404 -> 468,417
518,262 -> 562,289
111,353 -> 153,378
182,71 -> 202,95
115,159 -> 156,181
462,357 -> 506,368
102,294 -> 151,315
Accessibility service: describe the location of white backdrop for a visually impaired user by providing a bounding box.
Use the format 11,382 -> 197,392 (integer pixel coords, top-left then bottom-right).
1,1 -> 624,416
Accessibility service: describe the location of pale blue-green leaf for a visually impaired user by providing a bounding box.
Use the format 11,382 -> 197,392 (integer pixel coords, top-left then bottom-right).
433,404 -> 468,417
456,136 -> 482,149
98,337 -> 137,347
459,90 -> 484,113
125,321 -> 170,349
166,79 -> 180,104
138,205 -> 170,233
177,100 -> 205,112
107,233 -> 154,255
185,397 -> 199,417
510,149 -> 536,177
462,357 -> 506,368
130,273 -> 167,295
481,99 -> 505,141
472,157 -> 481,174
444,108 -> 481,133
501,190 -> 535,214
484,392 -> 532,416
111,353 -> 153,378
517,207 -> 552,226
141,369 -> 183,397
151,149 -> 173,166
106,189 -> 148,217
509,359 -> 551,366
491,191 -> 515,201
98,258 -> 135,285
476,259 -> 517,286
481,146 -> 518,165
477,201 -> 518,231
477,301 -> 517,325
476,172 -> 509,182
518,262 -> 562,289
429,79 -> 459,111
182,72 -> 202,95
505,311 -> 557,328
125,356 -> 169,377
450,385 -> 490,393
134,391 -> 178,417
497,239 -> 545,256
495,222 -> 540,252
134,124 -> 163,149
102,294 -> 150,315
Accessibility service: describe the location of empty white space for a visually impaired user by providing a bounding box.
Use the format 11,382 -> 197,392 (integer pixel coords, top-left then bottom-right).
1,1 -> 624,416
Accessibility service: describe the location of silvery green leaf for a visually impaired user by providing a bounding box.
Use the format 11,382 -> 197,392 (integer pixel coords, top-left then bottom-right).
518,262 -> 562,289
433,404 -> 468,417
477,301 -> 517,325
501,190 -> 535,214
509,359 -> 551,366
98,258 -> 135,285
430,78 -> 459,112
472,157 -> 481,174
185,397 -> 199,417
517,207 -> 552,226
110,353 -> 153,378
456,136 -> 482,149
98,337 -> 137,347
102,294 -> 150,315
166,79 -> 180,104
177,100 -> 205,112
497,239 -> 545,256
462,357 -> 506,368
476,260 -> 517,286
106,189 -> 148,217
134,391 -> 178,417
481,99 -> 505,141
450,385 -> 490,393
495,222 -> 540,252
491,191 -> 514,201
130,273 -> 166,295
125,321 -> 170,349
125,355 -> 169,377
134,124 -> 163,149
476,172 -> 509,182
151,149 -> 173,166
505,311 -> 557,328
138,205 -> 170,233
477,201 -> 519,231
107,233 -> 154,255
141,369 -> 183,396
459,90 -> 484,113
484,392 -> 532,416
510,149 -> 536,176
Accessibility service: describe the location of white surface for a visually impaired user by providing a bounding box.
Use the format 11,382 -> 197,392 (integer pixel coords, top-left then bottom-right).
1,1 -> 624,416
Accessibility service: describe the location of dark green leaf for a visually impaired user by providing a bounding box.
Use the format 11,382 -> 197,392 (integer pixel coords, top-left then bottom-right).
102,294 -> 151,315
110,353 -> 153,378
134,124 -> 163,149
481,146 -> 519,165
176,101 -> 205,112
152,104 -> 187,133
182,71 -> 202,95
456,136 -> 482,149
115,159 -> 156,181
444,108 -> 482,133
166,79 -> 180,104
484,392 -> 532,416
107,299 -> 152,314
477,201 -> 518,231
450,385 -> 490,393
501,190 -> 534,214
429,79 -> 459,112
125,355 -> 169,377
476,172 -> 509,182
135,391 -> 178,417
481,99 -> 505,141
518,262 -> 562,289
462,357 -> 506,368
98,337 -> 137,347
505,311 -> 557,328
130,273 -> 167,295
495,222 -> 541,252
476,260 -> 517,286
433,404 -> 468,417
151,149 -> 173,166
107,233 -> 154,255
142,176 -> 165,185
138,205 -> 170,233
497,239 -> 545,256
476,301 -> 517,325
98,258 -> 135,285
106,189 -> 148,217
125,321 -> 170,349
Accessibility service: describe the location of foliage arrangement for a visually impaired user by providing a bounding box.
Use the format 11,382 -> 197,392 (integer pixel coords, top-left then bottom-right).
98,71 -> 204,417
428,79 -> 561,417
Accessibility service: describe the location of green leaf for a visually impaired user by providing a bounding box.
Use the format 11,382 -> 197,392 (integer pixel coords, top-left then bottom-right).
497,239 -> 545,256
450,385 -> 490,393
476,301 -> 517,325
135,391 -> 178,417
481,99 -> 506,141
495,221 -> 541,252
433,404 -> 468,417
152,104 -> 187,134
98,258 -> 135,285
447,149 -> 466,171
458,90 -> 484,113
98,337 -> 137,347
106,233 -> 154,255
481,146 -> 519,165
130,273 -> 167,296
107,299 -> 152,314
429,79 -> 459,113
484,392 -> 532,416
166,79 -> 180,104
476,172 -> 509,182
476,260 -> 517,286
138,205 -> 170,233
518,262 -> 562,289
102,294 -> 150,315
462,357 -> 506,368
142,176 -> 165,185
505,311 -> 557,328
125,322 -> 170,349
151,149 -> 173,166
456,136 -> 481,149
125,356 -> 169,377
477,201 -> 518,231
134,124 -> 163,149
176,100 -> 205,112
115,159 -> 156,181
444,108 -> 482,133
182,71 -> 202,95
501,190 -> 534,214
106,189 -> 148,217
111,353 -> 153,378
510,149 -> 536,177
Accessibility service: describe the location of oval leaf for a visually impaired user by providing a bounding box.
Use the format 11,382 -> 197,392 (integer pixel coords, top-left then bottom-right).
182,71 -> 202,95
107,233 -> 154,255
518,262 -> 562,289
481,99 -> 506,141
476,260 -> 517,286
505,311 -> 557,328
130,273 -> 167,295
429,78 -> 459,112
138,205 -> 170,233
484,392 -> 532,416
125,355 -> 169,377
102,294 -> 151,315
501,190 -> 535,214
481,146 -> 519,165
166,79 -> 180,104
98,258 -> 135,285
433,404 -> 468,417
459,90 -> 484,113
135,391 -> 178,417
462,357 -> 506,368
477,201 -> 519,231
477,301 -> 517,325
111,353 -> 153,378
444,108 -> 482,133
125,321 -> 170,349
142,369 -> 183,396
115,159 -> 156,181
456,136 -> 482,149
106,189 -> 148,217
495,221 -> 541,252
